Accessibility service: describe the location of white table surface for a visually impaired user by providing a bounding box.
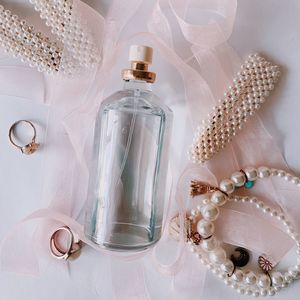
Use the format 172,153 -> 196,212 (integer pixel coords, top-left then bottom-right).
1,0 -> 300,299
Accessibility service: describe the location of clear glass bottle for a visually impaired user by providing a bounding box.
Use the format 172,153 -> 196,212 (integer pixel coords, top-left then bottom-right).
84,45 -> 173,251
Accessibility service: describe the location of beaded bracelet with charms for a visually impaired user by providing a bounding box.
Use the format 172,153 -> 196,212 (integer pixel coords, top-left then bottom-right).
185,166 -> 300,297
189,54 -> 281,163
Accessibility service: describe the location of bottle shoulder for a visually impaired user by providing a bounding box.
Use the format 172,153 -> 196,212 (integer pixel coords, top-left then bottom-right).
101,89 -> 172,117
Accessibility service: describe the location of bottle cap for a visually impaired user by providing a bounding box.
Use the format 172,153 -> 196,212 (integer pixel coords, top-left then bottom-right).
129,45 -> 153,64
122,45 -> 156,83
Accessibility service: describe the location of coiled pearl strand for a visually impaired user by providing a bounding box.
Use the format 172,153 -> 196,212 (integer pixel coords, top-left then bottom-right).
187,166 -> 300,297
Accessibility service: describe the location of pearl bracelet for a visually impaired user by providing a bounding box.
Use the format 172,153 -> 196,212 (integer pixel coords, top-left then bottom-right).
189,54 -> 280,163
186,166 -> 300,297
0,0 -> 100,74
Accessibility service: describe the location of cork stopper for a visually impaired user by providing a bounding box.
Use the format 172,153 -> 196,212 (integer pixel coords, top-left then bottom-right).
129,45 -> 153,64
122,45 -> 156,83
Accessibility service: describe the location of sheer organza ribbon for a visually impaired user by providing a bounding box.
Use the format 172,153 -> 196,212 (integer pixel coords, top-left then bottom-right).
0,0 -> 299,299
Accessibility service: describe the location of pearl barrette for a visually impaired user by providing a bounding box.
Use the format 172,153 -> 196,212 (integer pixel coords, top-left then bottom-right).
170,167 -> 300,297
189,54 -> 280,163
0,0 -> 100,74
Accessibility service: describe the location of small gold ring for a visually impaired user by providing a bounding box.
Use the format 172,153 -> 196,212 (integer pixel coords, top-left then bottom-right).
50,226 -> 83,260
8,120 -> 40,155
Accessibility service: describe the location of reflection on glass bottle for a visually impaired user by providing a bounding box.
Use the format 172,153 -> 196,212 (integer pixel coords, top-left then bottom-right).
84,45 -> 173,251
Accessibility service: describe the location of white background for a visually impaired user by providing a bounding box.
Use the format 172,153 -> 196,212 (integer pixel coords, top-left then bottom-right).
1,0 -> 300,299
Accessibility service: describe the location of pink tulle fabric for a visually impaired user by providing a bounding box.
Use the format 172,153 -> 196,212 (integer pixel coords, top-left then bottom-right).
0,0 -> 299,299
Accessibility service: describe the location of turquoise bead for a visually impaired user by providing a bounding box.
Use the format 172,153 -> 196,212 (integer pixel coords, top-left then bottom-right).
244,180 -> 254,189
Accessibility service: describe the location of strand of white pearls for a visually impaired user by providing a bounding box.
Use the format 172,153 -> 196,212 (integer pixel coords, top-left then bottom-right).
0,0 -> 100,74
189,54 -> 280,163
188,166 -> 300,297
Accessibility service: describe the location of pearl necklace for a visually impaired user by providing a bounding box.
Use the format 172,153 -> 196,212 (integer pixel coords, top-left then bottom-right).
189,54 -> 280,163
187,166 -> 300,297
0,0 -> 100,74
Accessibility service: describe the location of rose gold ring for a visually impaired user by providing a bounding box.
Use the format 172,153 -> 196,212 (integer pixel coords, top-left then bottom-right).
50,226 -> 82,260
8,120 -> 39,155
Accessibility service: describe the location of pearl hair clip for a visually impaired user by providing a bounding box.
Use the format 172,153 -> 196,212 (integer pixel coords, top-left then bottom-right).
0,0 -> 100,74
170,166 -> 300,297
189,54 -> 280,163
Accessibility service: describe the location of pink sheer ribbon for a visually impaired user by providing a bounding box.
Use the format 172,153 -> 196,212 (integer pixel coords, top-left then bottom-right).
0,0 -> 299,299
0,66 -> 45,102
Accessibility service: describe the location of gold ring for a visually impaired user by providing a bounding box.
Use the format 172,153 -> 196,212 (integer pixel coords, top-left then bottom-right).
50,226 -> 83,260
8,120 -> 40,155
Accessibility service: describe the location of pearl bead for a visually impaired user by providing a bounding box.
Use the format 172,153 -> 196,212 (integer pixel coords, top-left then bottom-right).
260,289 -> 268,297
263,206 -> 271,213
256,201 -> 264,209
197,219 -> 214,238
244,167 -> 258,181
285,174 -> 292,181
201,204 -> 219,221
253,291 -> 260,297
274,286 -> 281,292
201,236 -> 218,252
288,267 -> 298,277
257,166 -> 271,178
202,198 -> 210,205
294,264 -> 300,271
244,271 -> 257,285
277,170 -> 286,177
190,209 -> 198,217
245,289 -> 252,296
271,271 -> 284,286
209,247 -> 227,264
231,171 -> 246,187
268,288 -> 276,296
211,191 -> 227,206
230,283 -> 238,289
270,168 -> 278,176
284,273 -> 293,282
219,179 -> 235,194
232,269 -> 243,282
241,196 -> 249,203
257,273 -> 271,288
220,260 -> 234,274
271,210 -> 278,217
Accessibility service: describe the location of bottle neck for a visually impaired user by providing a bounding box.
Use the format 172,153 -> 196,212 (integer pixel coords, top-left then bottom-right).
123,80 -> 152,92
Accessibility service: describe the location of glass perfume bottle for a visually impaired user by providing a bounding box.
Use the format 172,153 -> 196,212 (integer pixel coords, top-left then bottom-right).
84,45 -> 173,251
